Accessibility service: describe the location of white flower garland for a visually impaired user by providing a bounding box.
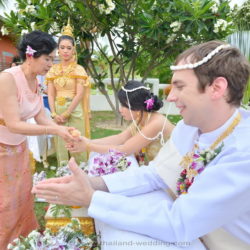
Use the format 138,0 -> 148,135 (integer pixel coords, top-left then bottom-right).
170,44 -> 231,71
121,86 -> 150,92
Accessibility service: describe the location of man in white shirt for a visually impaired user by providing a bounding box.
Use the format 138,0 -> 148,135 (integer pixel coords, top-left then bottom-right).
33,41 -> 250,249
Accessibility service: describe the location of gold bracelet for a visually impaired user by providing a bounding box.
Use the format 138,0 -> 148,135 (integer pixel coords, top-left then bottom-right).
51,112 -> 57,119
44,126 -> 48,135
62,110 -> 71,119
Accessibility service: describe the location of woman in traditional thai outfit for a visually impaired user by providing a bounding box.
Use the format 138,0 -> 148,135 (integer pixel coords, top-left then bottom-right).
46,22 -> 90,166
68,80 -> 175,166
0,31 -> 75,250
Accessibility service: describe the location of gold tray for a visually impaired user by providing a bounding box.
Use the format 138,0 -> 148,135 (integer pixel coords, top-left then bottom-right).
45,217 -> 95,235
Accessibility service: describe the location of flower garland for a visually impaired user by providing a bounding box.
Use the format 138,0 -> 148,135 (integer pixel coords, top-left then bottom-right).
170,44 -> 230,71
177,143 -> 223,195
177,112 -> 241,195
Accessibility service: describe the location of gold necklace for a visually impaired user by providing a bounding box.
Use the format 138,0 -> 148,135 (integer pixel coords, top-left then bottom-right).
57,62 -> 76,87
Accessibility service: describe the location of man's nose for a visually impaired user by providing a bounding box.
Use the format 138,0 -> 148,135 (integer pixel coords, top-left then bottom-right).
166,88 -> 176,102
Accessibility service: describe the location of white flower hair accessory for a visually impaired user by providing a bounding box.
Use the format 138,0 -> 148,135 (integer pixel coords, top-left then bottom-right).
121,86 -> 150,92
170,44 -> 231,71
26,45 -> 37,56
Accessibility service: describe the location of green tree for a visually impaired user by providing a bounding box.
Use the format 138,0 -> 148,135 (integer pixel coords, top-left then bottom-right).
229,0 -> 250,105
2,0 -> 235,118
0,0 -> 6,7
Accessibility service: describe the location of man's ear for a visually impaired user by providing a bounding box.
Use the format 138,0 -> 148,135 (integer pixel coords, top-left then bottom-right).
210,77 -> 228,100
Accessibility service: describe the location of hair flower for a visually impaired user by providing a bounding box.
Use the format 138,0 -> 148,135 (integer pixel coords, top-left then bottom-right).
26,45 -> 37,56
144,97 -> 154,110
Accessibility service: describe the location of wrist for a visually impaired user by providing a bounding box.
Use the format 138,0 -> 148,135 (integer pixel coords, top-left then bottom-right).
86,140 -> 92,153
51,112 -> 57,119
62,110 -> 71,119
85,189 -> 94,207
51,125 -> 60,135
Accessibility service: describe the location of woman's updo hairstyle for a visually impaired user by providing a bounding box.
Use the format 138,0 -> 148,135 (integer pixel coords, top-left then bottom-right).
18,30 -> 57,61
118,80 -> 163,112
58,35 -> 75,46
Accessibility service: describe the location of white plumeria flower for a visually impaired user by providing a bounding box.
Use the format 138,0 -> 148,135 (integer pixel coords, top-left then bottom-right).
166,33 -> 176,44
106,0 -> 115,11
214,19 -> 229,33
51,22 -> 59,32
105,8 -> 112,14
170,21 -> 181,32
99,4 -> 106,14
181,34 -> 192,41
21,29 -> 29,36
25,5 -> 36,13
211,3 -> 218,14
30,22 -> 36,30
1,26 -> 9,36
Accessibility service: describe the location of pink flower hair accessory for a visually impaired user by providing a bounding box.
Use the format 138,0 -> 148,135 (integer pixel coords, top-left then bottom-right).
26,45 -> 37,56
144,97 -> 154,110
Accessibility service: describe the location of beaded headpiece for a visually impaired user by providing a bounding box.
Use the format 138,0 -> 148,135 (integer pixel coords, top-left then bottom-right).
170,44 -> 231,71
121,86 -> 150,92
61,18 -> 74,38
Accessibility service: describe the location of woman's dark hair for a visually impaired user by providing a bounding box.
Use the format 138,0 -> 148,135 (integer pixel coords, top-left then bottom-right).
18,30 -> 57,61
58,35 -> 75,46
118,80 -> 163,112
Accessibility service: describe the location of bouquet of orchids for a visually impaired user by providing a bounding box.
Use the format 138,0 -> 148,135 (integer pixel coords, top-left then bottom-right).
88,149 -> 131,176
7,218 -> 93,250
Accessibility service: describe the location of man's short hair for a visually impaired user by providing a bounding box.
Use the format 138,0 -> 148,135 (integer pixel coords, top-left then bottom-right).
174,40 -> 250,106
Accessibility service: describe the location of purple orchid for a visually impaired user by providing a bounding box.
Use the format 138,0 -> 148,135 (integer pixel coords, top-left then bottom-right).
144,97 -> 154,110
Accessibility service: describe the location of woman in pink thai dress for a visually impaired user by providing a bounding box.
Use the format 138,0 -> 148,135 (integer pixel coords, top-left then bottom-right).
0,30 -> 75,249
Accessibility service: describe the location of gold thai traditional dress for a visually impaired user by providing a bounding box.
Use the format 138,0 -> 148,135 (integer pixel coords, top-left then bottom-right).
45,62 -> 90,166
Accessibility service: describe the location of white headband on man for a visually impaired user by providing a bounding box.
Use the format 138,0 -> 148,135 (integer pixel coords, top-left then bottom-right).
121,86 -> 150,92
170,44 -> 231,71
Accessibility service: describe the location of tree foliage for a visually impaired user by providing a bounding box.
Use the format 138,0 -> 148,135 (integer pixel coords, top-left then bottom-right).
2,0 -> 235,115
230,0 -> 250,105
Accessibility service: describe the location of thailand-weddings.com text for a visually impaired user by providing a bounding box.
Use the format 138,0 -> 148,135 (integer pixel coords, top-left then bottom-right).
100,240 -> 191,247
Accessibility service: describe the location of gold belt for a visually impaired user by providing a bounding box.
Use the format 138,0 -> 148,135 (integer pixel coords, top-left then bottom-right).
0,119 -> 6,126
56,96 -> 72,106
